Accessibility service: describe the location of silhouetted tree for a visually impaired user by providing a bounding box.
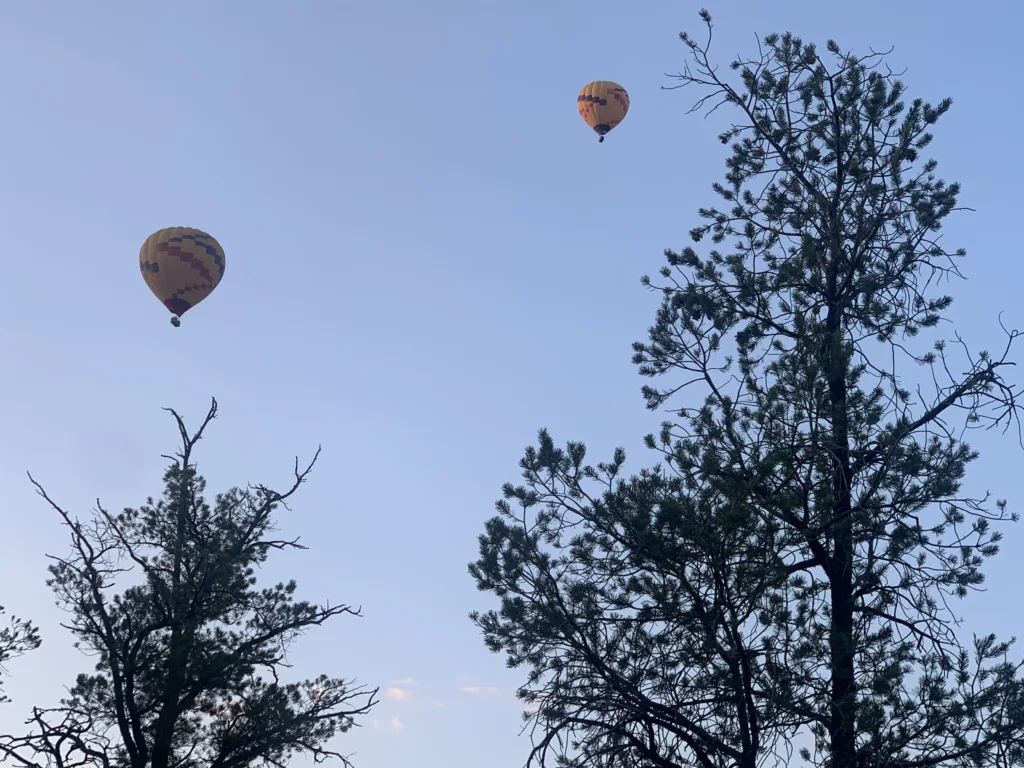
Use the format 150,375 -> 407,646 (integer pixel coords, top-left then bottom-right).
470,11 -> 1024,768
0,607 -> 40,704
0,398 -> 376,768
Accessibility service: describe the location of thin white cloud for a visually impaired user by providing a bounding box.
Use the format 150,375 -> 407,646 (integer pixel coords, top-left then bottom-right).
390,677 -> 417,686
390,715 -> 405,732
385,687 -> 413,702
430,699 -> 446,709
461,686 -> 500,696
372,720 -> 382,729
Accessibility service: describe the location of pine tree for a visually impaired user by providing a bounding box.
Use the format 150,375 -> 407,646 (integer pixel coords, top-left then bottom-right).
0,399 -> 377,768
0,608 -> 40,704
469,11 -> 1024,768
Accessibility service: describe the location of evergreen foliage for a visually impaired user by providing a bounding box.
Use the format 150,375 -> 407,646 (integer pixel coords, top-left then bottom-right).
0,400 -> 376,768
0,607 -> 40,704
470,12 -> 1024,768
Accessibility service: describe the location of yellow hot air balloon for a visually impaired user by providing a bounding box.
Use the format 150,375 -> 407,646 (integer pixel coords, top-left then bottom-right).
577,81 -> 629,142
139,227 -> 225,327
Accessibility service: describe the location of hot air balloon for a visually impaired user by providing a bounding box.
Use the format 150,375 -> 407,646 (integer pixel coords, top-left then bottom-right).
577,81 -> 629,142
139,227 -> 225,327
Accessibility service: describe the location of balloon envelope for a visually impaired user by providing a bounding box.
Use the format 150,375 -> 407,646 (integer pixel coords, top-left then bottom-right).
577,81 -> 629,139
139,227 -> 225,320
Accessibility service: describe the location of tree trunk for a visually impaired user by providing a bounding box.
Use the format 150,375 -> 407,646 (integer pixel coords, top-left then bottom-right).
825,313 -> 857,768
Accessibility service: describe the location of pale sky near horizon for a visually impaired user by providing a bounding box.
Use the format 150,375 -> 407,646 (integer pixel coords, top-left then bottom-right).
0,2 -> 1022,767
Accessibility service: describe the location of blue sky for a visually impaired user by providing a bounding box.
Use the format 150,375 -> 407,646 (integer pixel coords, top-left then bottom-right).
0,2 -> 1022,767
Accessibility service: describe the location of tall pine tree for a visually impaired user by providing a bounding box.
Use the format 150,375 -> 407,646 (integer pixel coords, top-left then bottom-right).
470,12 -> 1024,768
0,399 -> 376,768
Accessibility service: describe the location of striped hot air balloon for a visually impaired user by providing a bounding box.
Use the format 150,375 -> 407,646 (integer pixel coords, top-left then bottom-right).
139,227 -> 225,327
577,81 -> 629,142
